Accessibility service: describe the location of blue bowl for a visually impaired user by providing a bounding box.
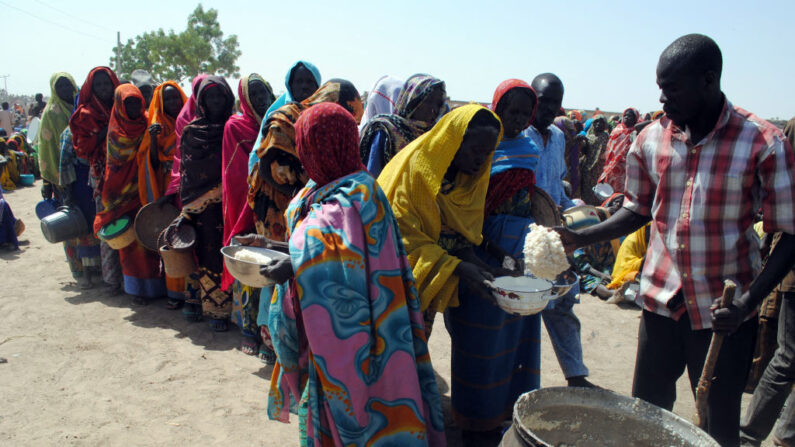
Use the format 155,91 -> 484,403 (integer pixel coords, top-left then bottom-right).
19,174 -> 35,186
36,198 -> 61,220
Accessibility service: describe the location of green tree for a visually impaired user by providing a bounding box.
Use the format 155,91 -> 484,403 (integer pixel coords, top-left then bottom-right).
110,4 -> 241,82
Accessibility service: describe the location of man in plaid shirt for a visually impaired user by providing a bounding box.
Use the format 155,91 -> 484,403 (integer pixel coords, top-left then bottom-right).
558,34 -> 795,446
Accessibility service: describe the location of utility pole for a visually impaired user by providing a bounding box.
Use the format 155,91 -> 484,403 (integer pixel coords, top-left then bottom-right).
0,74 -> 8,100
116,31 -> 121,74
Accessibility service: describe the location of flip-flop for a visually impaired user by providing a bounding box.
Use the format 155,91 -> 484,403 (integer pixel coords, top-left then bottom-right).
241,335 -> 259,356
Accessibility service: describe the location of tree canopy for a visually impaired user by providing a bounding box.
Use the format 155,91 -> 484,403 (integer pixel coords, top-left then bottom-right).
110,5 -> 241,82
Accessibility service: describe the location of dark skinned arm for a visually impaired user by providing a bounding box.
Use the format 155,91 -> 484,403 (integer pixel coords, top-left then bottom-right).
712,232 -> 795,333
556,207 -> 651,253
148,124 -> 161,168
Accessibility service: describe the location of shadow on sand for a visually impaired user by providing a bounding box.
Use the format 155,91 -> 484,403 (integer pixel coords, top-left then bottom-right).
63,282 -> 239,352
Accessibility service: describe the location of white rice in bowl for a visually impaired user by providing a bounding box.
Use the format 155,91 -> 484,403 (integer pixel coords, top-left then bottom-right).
233,247 -> 274,265
523,223 -> 570,280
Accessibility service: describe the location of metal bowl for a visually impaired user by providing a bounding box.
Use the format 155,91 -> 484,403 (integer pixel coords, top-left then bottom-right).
491,276 -> 556,316
221,245 -> 289,288
551,270 -> 580,298
511,387 -> 719,446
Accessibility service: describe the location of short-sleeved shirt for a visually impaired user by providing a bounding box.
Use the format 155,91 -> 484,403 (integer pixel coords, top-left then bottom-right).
623,98 -> 795,329
525,125 -> 576,210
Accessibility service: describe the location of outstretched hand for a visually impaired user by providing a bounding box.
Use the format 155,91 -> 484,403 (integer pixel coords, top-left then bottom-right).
554,226 -> 583,254
260,257 -> 294,284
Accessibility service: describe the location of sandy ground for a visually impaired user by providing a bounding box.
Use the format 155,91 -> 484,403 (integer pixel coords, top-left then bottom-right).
0,180 -> 772,446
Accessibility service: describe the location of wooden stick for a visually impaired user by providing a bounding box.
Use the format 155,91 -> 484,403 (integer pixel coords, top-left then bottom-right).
694,279 -> 737,429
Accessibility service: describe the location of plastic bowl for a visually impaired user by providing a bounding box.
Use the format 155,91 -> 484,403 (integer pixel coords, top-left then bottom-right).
491,275 -> 556,316
19,174 -> 35,186
221,245 -> 289,288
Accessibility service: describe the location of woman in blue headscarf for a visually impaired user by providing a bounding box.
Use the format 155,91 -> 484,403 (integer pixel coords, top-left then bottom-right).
248,61 -> 321,174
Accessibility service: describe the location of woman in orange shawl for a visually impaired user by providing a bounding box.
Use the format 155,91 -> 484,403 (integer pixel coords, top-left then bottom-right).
136,81 -> 187,305
137,81 -> 186,204
69,66 -> 123,290
95,84 -> 165,303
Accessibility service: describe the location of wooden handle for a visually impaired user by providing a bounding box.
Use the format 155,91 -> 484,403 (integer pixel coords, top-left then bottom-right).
694,279 -> 737,428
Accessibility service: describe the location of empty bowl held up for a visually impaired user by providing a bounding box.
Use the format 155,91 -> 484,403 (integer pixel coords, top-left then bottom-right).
221,245 -> 289,289
490,275 -> 556,316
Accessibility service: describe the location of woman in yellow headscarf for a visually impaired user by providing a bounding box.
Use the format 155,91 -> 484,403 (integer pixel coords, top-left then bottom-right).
0,137 -> 19,190
377,104 -> 509,337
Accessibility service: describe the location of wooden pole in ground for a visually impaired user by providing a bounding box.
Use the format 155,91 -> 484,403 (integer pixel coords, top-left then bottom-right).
694,279 -> 737,429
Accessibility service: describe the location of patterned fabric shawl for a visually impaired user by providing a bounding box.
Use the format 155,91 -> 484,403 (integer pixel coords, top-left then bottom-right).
93,84 -> 147,234
266,109 -> 445,444
246,79 -> 362,242
179,76 -> 235,206
136,81 -> 187,204
486,79 -> 538,216
69,66 -> 120,193
358,74 -> 445,169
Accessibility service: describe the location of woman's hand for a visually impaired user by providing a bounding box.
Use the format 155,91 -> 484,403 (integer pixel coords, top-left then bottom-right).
456,261 -> 497,304
148,123 -> 162,136
260,257 -> 294,284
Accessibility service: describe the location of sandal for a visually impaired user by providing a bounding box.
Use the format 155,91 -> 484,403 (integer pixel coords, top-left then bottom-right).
131,296 -> 149,306
209,318 -> 228,332
165,298 -> 184,310
182,303 -> 202,322
259,346 -> 276,365
241,335 -> 259,356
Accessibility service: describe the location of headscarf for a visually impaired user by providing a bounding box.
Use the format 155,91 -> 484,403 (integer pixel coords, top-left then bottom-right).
166,73 -> 209,197
295,103 -> 363,186
179,76 -> 235,206
377,104 -> 503,312
221,74 -> 274,290
486,80 -> 539,215
264,60 -> 321,118
246,79 -> 362,241
36,72 -> 77,184
598,107 -> 639,192
130,69 -> 154,90
136,81 -> 187,204
69,66 -> 121,192
93,84 -> 147,234
359,74 -> 445,170
359,75 -> 403,131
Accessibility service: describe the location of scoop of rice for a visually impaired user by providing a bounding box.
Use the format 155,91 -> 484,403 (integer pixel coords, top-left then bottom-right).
523,224 -> 569,280
234,247 -> 273,265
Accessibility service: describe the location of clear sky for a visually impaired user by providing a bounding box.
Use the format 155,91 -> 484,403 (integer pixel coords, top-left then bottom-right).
3,0 -> 794,119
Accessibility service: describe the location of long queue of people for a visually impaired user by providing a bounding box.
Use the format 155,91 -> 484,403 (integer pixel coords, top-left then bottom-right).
6,32 -> 795,447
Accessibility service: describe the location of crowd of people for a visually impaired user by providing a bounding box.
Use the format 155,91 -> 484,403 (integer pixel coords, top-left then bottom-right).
1,32 -> 794,447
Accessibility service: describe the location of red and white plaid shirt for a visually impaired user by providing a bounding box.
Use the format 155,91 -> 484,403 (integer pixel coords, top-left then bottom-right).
623,98 -> 795,329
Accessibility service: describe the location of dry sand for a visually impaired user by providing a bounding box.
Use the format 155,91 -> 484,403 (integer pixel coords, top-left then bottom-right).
0,181 -> 771,446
